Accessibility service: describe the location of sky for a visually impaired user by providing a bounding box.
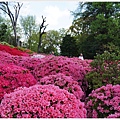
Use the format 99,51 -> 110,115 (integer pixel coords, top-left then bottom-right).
19,1 -> 80,31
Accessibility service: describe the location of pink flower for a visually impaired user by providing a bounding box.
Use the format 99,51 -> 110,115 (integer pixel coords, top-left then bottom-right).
0,63 -> 37,101
85,84 -> 120,118
0,84 -> 86,118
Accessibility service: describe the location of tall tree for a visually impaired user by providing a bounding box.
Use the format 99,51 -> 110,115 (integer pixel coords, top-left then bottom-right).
38,15 -> 48,53
0,15 -> 7,42
0,2 -> 23,46
60,34 -> 78,57
72,2 -> 120,59
41,30 -> 61,55
20,15 -> 38,49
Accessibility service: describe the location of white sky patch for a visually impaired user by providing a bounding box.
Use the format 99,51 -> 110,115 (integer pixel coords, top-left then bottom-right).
43,6 -> 70,26
20,2 -> 30,16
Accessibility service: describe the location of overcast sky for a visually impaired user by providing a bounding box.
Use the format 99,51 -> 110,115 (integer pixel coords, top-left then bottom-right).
19,1 -> 79,31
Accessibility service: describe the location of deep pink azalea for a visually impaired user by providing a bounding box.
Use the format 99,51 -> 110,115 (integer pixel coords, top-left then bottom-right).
0,63 -> 37,101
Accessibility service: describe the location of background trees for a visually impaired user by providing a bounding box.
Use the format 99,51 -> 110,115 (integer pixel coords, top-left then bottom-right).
0,2 -> 120,58
0,2 -> 23,46
20,15 -> 38,49
60,34 -> 78,57
0,16 -> 7,42
71,2 -> 120,59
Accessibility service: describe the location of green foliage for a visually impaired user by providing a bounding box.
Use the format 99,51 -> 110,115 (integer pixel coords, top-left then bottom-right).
41,30 -> 61,55
0,23 -> 7,42
0,41 -> 14,48
60,34 -> 78,57
86,43 -> 120,91
20,15 -> 38,49
71,2 -> 120,59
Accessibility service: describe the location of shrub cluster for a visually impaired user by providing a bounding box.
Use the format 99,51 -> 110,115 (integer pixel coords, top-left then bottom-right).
33,56 -> 86,85
85,84 -> 120,118
0,63 -> 37,101
39,73 -> 84,100
86,51 -> 120,91
0,44 -> 29,56
0,84 -> 87,118
70,57 -> 92,74
1,42 -> 120,118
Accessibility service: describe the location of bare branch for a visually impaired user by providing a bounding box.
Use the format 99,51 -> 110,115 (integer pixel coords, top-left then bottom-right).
0,1 -> 23,46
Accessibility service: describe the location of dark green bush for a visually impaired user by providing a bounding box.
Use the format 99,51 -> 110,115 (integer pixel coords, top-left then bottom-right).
86,43 -> 120,91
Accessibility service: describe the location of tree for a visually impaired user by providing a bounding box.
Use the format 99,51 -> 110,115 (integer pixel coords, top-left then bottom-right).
29,28 -> 68,54
0,1 -> 23,46
60,34 -> 78,57
20,15 -> 38,49
0,15 -> 7,42
72,2 -> 120,59
0,23 -> 7,42
38,15 -> 48,53
41,30 -> 61,55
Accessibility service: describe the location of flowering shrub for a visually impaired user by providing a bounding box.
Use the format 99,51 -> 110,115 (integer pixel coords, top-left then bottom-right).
34,56 -> 86,83
70,57 -> 92,74
0,63 -> 37,101
0,50 -> 91,101
16,56 -> 43,75
85,51 -> 120,97
107,113 -> 120,118
0,51 -> 15,65
0,51 -> 43,75
85,84 -> 120,118
32,56 -> 90,100
0,44 -> 29,56
0,84 -> 87,118
39,73 -> 84,100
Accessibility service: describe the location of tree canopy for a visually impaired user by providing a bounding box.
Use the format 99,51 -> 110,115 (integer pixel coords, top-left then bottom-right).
71,2 -> 120,59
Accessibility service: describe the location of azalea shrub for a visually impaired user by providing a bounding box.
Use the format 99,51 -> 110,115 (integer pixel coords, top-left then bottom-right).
15,56 -> 43,75
85,84 -> 120,118
0,51 -> 43,75
70,57 -> 92,74
11,55 -> 90,101
0,44 -> 29,56
86,51 -> 120,94
0,51 -> 15,65
33,56 -> 85,81
39,73 -> 84,100
107,113 -> 120,118
0,84 -> 87,118
0,63 -> 37,101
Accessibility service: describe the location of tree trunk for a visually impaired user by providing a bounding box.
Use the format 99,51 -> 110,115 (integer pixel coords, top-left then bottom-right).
37,34 -> 42,53
13,25 -> 17,46
37,16 -> 48,53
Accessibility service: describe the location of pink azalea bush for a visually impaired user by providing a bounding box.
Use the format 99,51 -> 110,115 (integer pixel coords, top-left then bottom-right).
0,51 -> 43,75
32,56 -> 91,100
107,112 -> 120,118
0,51 -> 15,65
16,56 -> 43,75
85,84 -> 120,118
0,84 -> 87,118
39,73 -> 84,100
33,56 -> 86,82
70,57 -> 92,74
0,63 -> 37,101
